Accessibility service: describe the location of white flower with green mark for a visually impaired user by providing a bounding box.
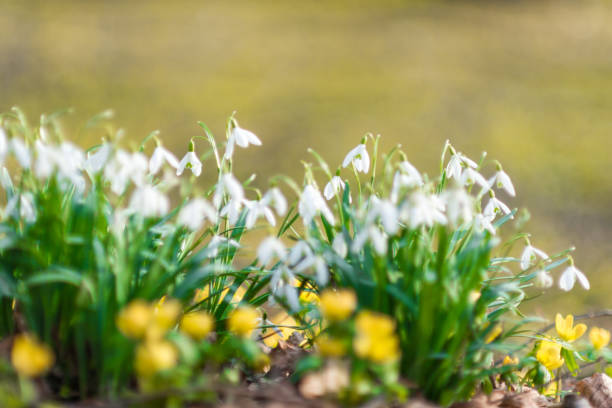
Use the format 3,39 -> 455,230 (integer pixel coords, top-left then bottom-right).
323,175 -> 346,201
177,141 -> 202,177
342,143 -> 369,173
489,165 -> 515,197
446,151 -> 477,180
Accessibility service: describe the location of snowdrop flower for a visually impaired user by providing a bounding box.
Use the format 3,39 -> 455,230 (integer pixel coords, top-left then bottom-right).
34,141 -> 56,179
178,198 -> 217,231
489,165 -> 515,197
520,244 -> 548,270
128,185 -> 170,218
244,198 -> 276,228
400,192 -> 447,229
446,151 -> 477,180
332,234 -> 348,258
299,184 -> 335,226
287,240 -> 314,267
10,138 -> 31,169
460,167 -> 489,190
205,235 -> 240,258
367,197 -> 399,235
257,236 -> 286,266
483,194 -> 512,219
0,128 -> 8,164
57,142 -> 85,178
474,213 -> 496,235
535,270 -> 554,289
85,144 -> 112,174
352,225 -> 387,255
323,175 -> 347,201
559,264 -> 590,291
104,150 -> 148,195
342,143 -> 370,173
270,267 -> 300,311
225,124 -> 262,160
4,193 -> 36,223
214,173 -> 245,225
442,188 -> 474,226
263,187 -> 287,216
149,145 -> 179,175
1,167 -> 13,191
176,141 -> 202,177
213,173 -> 244,208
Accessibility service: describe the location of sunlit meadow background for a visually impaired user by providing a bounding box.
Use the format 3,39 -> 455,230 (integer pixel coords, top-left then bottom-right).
1,0 -> 610,317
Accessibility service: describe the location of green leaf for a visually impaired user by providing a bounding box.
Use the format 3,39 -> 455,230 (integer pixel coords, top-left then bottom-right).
561,347 -> 579,375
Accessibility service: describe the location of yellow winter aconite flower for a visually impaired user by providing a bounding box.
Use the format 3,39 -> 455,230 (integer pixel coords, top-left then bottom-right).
135,340 -> 178,377
353,311 -> 400,363
485,324 -> 503,344
536,340 -> 564,371
11,334 -> 54,377
180,311 -> 214,340
154,298 -> 181,332
503,355 -> 519,365
316,334 -> 346,357
299,290 -> 320,304
589,327 -> 611,350
228,306 -> 259,338
117,300 -> 153,339
555,314 -> 587,342
319,289 -> 356,321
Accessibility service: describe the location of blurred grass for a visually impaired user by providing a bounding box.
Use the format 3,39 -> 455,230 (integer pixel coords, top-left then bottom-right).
0,0 -> 611,317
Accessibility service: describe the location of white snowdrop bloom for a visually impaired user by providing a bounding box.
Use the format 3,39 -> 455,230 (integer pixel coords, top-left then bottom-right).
323,176 -> 347,201
287,240 -> 314,267
34,141 -> 56,179
342,144 -> 370,173
473,213 -> 496,235
313,256 -> 329,286
299,184 -> 335,226
520,245 -> 549,270
263,187 -> 287,216
332,234 -> 348,258
460,167 -> 489,189
178,198 -> 217,231
85,144 -> 112,174
149,145 -> 179,175
205,235 -> 240,258
220,199 -> 244,226
213,173 -> 245,208
10,138 -> 31,169
400,192 -> 447,229
128,185 -> 170,218
4,193 -> 36,223
367,196 -> 399,235
446,152 -> 478,180
176,145 -> 202,177
483,196 -> 512,219
534,270 -> 553,289
559,265 -> 590,291
0,128 -> 8,164
1,167 -> 13,191
352,225 -> 387,255
442,188 -> 474,226
225,125 -> 262,160
57,142 -> 85,177
399,161 -> 423,185
270,266 -> 300,311
244,199 -> 276,228
257,236 -> 287,266
104,150 -> 148,195
39,126 -> 49,142
489,169 -> 515,197
111,208 -> 131,236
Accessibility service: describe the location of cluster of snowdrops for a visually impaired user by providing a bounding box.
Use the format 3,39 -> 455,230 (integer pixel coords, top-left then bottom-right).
0,108 -> 610,406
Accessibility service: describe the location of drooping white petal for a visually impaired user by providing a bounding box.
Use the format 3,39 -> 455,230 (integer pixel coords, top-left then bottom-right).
85,144 -> 112,174
150,146 -> 179,175
559,267 -> 576,291
176,151 -> 202,177
10,138 -> 31,169
263,187 -> 287,216
178,198 -> 217,231
491,170 -> 515,197
128,185 -> 170,218
323,176 -> 344,200
342,144 -> 369,173
574,267 -> 590,290
332,234 -> 348,258
257,236 -> 286,266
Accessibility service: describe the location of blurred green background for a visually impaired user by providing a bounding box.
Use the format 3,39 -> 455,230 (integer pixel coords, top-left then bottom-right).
1,0 -> 610,316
